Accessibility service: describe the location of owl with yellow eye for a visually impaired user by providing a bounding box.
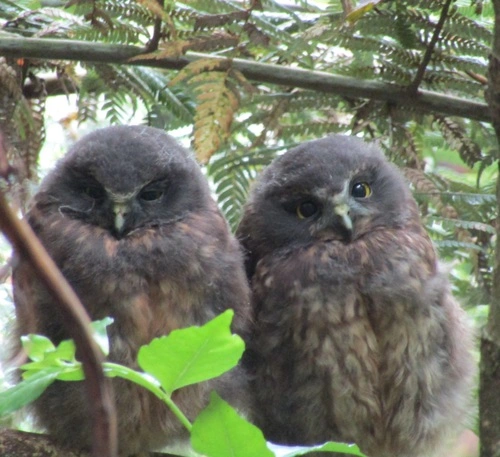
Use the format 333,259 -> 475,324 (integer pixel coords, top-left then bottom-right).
237,135 -> 475,457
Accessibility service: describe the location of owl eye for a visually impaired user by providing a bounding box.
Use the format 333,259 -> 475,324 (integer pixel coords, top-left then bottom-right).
83,185 -> 105,200
351,182 -> 372,198
139,188 -> 164,201
296,201 -> 319,219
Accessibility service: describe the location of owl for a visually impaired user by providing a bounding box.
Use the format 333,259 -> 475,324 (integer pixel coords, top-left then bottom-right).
236,136 -> 475,457
12,125 -> 251,456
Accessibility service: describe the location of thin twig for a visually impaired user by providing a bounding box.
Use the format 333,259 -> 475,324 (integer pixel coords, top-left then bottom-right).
0,144 -> 117,457
408,0 -> 454,93
146,0 -> 165,52
146,17 -> 162,52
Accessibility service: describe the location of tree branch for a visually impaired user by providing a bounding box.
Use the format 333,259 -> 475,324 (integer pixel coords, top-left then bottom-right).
408,0 -> 453,93
0,144 -> 117,457
0,36 -> 490,123
480,0 -> 500,456
0,430 -> 177,457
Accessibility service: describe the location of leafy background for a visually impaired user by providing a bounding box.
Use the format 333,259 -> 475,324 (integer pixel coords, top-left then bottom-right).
0,0 -> 496,455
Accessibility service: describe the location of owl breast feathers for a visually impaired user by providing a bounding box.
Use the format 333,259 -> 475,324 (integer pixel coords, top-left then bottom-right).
12,125 -> 250,456
237,135 -> 475,457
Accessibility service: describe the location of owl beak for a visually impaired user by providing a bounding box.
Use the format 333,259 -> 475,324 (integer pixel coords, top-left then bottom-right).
113,201 -> 130,236
334,203 -> 353,232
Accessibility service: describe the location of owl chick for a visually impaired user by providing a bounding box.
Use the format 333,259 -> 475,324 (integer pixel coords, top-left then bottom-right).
12,125 -> 251,456
237,136 -> 475,457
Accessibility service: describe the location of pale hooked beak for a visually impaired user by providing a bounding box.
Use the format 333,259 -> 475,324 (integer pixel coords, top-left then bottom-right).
113,201 -> 130,234
333,203 -> 353,232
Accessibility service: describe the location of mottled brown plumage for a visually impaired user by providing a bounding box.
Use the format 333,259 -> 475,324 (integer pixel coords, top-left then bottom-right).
13,125 -> 251,456
237,136 -> 475,457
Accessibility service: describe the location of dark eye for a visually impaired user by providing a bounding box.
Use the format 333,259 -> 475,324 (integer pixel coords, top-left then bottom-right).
83,185 -> 105,200
296,201 -> 319,219
139,188 -> 164,201
351,182 -> 372,198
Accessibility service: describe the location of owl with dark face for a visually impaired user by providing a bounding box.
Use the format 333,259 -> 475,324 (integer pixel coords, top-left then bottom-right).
12,125 -> 251,456
237,136 -> 475,457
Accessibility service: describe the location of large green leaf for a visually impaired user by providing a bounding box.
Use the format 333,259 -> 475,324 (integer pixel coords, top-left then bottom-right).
0,368 -> 60,416
191,391 -> 274,457
137,309 -> 244,394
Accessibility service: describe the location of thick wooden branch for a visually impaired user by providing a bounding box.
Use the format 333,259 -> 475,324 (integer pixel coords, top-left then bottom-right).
0,35 -> 490,123
0,429 -> 86,457
480,0 -> 500,456
0,430 -> 177,457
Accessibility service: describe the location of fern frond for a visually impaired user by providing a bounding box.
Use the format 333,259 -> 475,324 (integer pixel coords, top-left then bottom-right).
435,31 -> 490,57
194,11 -> 249,31
168,58 -> 231,87
190,71 -> 239,163
434,239 -> 484,252
131,66 -> 194,126
434,116 -> 483,167
429,216 -> 495,235
446,9 -> 492,43
430,54 -> 486,76
423,72 -> 484,95
0,57 -> 43,180
208,143 -> 282,230
279,121 -> 348,139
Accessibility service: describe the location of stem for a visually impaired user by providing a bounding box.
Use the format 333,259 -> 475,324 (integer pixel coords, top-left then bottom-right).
103,363 -> 193,433
408,0 -> 453,93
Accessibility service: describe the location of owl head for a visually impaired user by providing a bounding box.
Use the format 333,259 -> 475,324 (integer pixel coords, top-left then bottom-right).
237,135 -> 419,270
35,125 -> 212,238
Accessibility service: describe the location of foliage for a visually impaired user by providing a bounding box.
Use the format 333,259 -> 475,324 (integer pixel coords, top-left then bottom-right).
0,312 -> 365,457
0,2 -> 496,311
0,0 -> 496,451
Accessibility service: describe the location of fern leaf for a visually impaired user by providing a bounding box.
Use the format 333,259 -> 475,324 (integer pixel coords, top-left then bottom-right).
434,116 -> 483,167
194,11 -> 249,30
192,72 -> 239,163
168,58 -> 231,87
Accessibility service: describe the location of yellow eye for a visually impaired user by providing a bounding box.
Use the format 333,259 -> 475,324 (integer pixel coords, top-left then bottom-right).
351,182 -> 372,198
296,201 -> 318,219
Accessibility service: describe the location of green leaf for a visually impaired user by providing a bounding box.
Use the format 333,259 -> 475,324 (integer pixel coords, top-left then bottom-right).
138,310 -> 244,394
191,391 -> 274,457
21,339 -> 78,375
55,366 -> 85,381
0,368 -> 61,417
21,334 -> 55,361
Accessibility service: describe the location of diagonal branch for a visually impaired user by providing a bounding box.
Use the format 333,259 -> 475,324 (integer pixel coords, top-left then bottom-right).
0,36 -> 490,123
408,0 -> 454,93
0,143 -> 117,457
